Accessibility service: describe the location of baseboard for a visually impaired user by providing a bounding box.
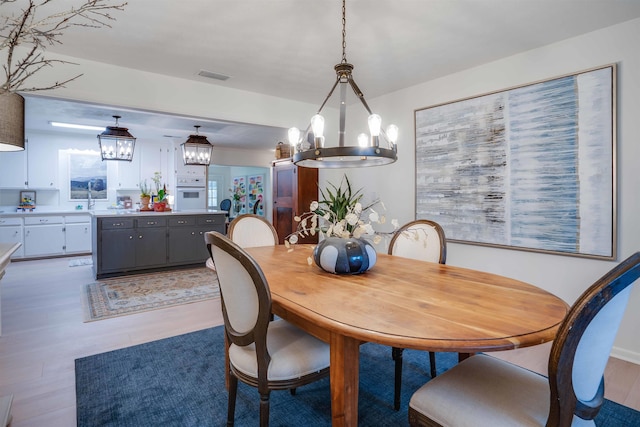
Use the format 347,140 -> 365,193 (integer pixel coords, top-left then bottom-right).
611,346 -> 640,365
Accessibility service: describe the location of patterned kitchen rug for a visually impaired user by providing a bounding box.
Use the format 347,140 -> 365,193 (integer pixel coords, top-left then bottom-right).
82,268 -> 220,322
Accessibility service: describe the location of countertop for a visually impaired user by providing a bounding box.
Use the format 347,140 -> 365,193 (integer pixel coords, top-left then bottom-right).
0,210 -> 93,217
0,242 -> 21,275
0,209 -> 226,218
89,209 -> 226,218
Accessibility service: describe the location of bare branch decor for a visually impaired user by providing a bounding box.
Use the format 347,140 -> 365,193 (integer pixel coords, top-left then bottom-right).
0,0 -> 127,94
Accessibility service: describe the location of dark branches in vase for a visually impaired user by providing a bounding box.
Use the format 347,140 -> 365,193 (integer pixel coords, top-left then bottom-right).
0,0 -> 127,94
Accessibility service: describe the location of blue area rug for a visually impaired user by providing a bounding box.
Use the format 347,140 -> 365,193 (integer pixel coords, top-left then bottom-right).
75,326 -> 640,426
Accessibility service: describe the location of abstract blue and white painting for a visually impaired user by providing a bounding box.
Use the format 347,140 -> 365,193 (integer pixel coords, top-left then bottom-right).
415,65 -> 615,259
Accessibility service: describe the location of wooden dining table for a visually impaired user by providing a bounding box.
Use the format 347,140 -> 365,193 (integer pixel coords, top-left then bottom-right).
245,244 -> 569,427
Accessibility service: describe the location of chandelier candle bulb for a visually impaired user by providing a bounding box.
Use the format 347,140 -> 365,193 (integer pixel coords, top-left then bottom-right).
358,133 -> 369,147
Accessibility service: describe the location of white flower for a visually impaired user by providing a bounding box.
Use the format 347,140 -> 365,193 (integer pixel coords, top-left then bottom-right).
362,223 -> 375,234
353,203 -> 363,215
310,201 -> 319,211
369,210 -> 380,223
391,218 -> 399,228
288,234 -> 298,244
345,212 -> 359,226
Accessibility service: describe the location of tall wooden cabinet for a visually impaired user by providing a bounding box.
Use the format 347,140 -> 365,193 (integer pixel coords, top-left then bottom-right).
272,160 -> 318,244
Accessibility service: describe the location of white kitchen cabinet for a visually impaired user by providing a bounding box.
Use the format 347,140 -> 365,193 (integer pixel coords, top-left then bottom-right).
116,154 -> 141,190
140,142 -> 172,187
23,216 -> 65,257
27,140 -> 59,189
65,215 -> 92,253
0,217 -> 24,258
0,150 -> 27,188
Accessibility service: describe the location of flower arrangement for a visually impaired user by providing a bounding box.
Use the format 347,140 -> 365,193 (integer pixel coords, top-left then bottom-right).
285,175 -> 399,248
151,171 -> 167,202
229,186 -> 242,202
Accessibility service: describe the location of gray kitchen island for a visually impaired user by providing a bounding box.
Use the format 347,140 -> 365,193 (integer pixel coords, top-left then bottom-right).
91,210 -> 226,279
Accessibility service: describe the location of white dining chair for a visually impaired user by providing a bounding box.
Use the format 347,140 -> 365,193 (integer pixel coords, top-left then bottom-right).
408,251 -> 640,427
227,214 -> 279,248
387,219 -> 447,410
205,231 -> 330,427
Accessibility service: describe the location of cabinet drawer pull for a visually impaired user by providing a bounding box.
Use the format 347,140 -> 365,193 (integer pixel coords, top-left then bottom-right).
40,219 -> 48,223
139,235 -> 143,239
146,221 -> 157,225
178,220 -> 187,224
191,231 -> 195,235
129,235 -> 133,239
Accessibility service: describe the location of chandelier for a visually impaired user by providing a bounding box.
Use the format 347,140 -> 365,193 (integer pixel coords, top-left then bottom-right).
289,0 -> 398,168
97,115 -> 136,161
181,125 -> 213,165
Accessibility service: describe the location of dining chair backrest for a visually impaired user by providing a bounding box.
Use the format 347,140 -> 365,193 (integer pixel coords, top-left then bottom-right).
205,231 -> 272,358
547,251 -> 640,425
388,219 -> 446,264
220,198 -> 232,213
228,214 -> 278,248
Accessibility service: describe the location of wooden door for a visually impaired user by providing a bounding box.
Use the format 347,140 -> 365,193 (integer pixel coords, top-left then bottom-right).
272,161 -> 318,244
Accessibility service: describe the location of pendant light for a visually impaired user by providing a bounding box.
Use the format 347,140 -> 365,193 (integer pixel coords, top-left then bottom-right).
0,92 -> 25,151
289,0 -> 398,168
181,125 -> 213,165
97,115 -> 136,161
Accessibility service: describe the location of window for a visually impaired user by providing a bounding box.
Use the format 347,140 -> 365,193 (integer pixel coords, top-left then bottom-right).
208,180 -> 218,209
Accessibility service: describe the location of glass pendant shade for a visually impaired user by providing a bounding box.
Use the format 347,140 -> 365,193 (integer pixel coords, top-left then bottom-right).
181,125 -> 213,165
97,115 -> 136,161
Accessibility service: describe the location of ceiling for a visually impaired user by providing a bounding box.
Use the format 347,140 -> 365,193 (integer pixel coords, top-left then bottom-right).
15,0 -> 640,149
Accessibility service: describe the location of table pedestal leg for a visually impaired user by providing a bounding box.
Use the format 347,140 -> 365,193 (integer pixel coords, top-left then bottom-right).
330,333 -> 360,427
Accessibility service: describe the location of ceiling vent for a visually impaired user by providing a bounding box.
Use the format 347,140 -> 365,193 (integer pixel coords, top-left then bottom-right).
197,69 -> 230,81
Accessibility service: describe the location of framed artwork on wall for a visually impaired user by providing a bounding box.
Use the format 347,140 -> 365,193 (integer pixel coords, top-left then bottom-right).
20,190 -> 36,206
247,174 -> 265,216
69,152 -> 108,200
414,64 -> 616,260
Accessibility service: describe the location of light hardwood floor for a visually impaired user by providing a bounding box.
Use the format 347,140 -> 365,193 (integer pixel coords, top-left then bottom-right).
0,257 -> 639,427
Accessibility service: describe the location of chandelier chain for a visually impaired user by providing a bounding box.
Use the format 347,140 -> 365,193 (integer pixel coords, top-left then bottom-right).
341,0 -> 347,63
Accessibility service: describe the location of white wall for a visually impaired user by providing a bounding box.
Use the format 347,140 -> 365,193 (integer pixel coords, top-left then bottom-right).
15,18 -> 640,362
335,18 -> 640,363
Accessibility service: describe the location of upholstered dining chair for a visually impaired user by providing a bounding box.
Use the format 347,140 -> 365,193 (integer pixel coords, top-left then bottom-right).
408,251 -> 640,427
205,231 -> 330,427
387,219 -> 447,410
220,198 -> 232,215
227,214 -> 278,248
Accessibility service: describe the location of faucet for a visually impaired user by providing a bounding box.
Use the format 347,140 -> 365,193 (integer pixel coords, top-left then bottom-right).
88,181 -> 95,210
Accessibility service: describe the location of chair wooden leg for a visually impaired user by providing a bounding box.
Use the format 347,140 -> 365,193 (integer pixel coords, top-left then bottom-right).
259,391 -> 271,427
392,346 -> 404,411
227,374 -> 238,427
429,352 -> 437,378
289,388 -> 297,396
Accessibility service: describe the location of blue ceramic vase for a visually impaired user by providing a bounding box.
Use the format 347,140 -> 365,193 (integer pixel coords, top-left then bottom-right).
313,237 -> 377,274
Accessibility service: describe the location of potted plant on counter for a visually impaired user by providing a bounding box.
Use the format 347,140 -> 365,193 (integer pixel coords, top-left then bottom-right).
139,179 -> 152,211
151,172 -> 170,212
